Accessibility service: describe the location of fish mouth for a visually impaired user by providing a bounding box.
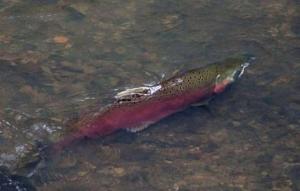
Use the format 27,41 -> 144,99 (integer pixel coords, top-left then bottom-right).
237,62 -> 250,78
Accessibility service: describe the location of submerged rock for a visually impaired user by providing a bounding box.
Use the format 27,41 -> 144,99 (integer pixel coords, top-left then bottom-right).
0,166 -> 36,191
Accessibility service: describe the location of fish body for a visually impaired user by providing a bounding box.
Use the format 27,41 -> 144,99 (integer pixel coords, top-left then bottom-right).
53,56 -> 252,150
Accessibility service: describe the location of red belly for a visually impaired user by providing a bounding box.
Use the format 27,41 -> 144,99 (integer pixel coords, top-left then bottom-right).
53,86 -> 213,151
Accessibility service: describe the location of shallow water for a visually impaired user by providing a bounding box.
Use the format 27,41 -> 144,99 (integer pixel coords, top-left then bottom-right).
0,0 -> 299,190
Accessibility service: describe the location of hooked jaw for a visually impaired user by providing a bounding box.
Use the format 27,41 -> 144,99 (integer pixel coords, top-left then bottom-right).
230,55 -> 255,81
235,60 -> 251,80
237,55 -> 255,78
213,55 -> 254,94
238,62 -> 249,78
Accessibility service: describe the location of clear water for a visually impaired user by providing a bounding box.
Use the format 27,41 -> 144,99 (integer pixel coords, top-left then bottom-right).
0,1 -> 299,190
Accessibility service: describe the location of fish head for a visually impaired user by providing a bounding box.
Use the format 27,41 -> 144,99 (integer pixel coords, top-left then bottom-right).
214,55 -> 254,93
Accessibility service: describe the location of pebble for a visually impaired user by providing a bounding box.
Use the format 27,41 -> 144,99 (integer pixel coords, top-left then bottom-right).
78,171 -> 89,177
112,167 -> 126,177
161,15 -> 181,30
53,35 -> 69,44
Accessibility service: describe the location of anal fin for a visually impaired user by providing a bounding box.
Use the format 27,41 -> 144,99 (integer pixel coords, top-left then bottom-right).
125,122 -> 153,133
191,98 -> 211,107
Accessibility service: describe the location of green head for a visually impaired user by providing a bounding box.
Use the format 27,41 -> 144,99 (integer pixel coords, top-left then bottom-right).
158,55 -> 254,96
216,55 -> 254,83
214,55 -> 254,93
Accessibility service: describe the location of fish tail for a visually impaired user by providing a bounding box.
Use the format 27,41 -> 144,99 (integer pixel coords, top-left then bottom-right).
15,134 -> 81,178
49,133 -> 82,154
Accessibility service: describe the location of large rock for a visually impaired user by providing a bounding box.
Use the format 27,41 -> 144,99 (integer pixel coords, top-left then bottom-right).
0,166 -> 36,191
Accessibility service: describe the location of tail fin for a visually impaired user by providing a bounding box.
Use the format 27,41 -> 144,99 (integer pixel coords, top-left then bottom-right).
49,133 -> 83,154
14,134 -> 79,179
13,140 -> 49,177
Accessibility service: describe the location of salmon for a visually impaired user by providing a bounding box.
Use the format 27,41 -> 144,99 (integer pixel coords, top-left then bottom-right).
53,56 -> 253,151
